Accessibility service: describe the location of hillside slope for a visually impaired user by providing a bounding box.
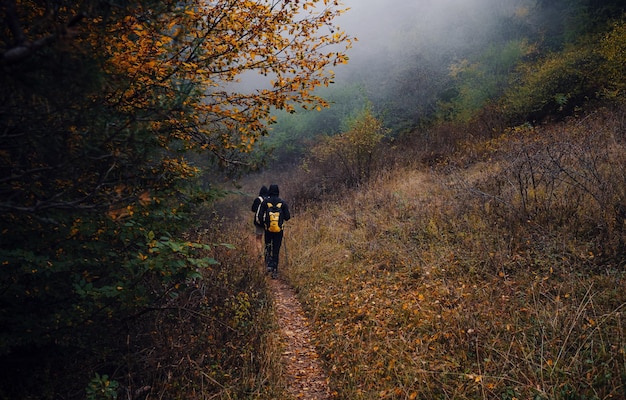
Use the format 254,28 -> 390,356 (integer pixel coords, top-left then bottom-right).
273,107 -> 626,399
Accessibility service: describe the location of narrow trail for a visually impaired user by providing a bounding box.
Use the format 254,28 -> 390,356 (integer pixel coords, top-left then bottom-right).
269,277 -> 332,399
244,229 -> 331,398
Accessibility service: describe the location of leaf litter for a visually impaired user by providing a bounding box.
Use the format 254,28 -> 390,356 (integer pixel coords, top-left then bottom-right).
270,278 -> 331,399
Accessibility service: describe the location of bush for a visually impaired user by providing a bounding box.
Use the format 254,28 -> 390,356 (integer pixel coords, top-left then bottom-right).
501,41 -> 602,123
599,18 -> 626,99
305,108 -> 388,191
458,107 -> 626,265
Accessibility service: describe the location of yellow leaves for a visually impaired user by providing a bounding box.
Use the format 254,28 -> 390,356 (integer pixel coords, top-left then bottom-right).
600,20 -> 626,93
181,61 -> 198,70
82,0 -> 352,183
162,157 -> 199,178
466,373 -> 482,383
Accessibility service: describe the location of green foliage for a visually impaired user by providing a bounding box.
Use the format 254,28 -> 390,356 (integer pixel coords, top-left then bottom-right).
0,187 -> 218,396
524,0 -> 626,49
86,374 -> 119,400
500,41 -> 601,122
441,40 -> 530,122
363,53 -> 456,132
598,18 -> 626,98
265,83 -> 369,164
427,0 -> 626,128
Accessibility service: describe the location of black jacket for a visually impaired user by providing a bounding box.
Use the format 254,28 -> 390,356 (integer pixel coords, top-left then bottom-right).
259,184 -> 290,229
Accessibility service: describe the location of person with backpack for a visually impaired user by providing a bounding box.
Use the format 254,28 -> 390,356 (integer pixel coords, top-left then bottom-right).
251,185 -> 269,254
259,184 -> 290,278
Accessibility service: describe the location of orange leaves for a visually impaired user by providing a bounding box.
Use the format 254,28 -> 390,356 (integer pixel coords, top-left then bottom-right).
108,204 -> 134,220
138,191 -> 152,206
94,0 -> 353,154
161,157 -> 199,178
5,0 -> 352,221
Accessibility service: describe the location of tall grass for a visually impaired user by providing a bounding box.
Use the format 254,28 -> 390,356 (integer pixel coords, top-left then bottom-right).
118,209 -> 288,399
279,107 -> 626,399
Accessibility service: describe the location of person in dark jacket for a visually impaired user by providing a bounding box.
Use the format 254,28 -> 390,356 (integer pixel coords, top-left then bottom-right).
259,184 -> 290,278
251,185 -> 269,253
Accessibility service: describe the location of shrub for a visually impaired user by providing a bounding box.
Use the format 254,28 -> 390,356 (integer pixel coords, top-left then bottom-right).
306,108 -> 388,190
454,106 -> 626,265
599,18 -> 626,99
501,41 -> 602,122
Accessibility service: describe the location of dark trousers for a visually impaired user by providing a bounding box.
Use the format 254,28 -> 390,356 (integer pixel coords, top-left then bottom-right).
264,231 -> 283,269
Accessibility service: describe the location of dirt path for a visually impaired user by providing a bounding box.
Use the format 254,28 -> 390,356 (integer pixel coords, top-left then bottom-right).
269,277 -> 332,399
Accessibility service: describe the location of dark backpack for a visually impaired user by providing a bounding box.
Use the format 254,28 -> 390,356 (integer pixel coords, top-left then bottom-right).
254,196 -> 264,226
264,202 -> 284,233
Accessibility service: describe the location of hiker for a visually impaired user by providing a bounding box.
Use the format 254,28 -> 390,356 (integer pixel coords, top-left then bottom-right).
259,184 -> 290,278
251,185 -> 269,253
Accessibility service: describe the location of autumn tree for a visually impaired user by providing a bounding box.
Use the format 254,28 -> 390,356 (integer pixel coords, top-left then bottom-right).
0,0 -> 352,397
308,108 -> 387,189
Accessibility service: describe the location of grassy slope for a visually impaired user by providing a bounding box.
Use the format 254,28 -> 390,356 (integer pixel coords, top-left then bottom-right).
277,108 -> 626,399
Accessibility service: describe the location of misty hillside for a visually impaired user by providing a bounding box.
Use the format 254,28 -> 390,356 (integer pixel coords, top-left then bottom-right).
283,111 -> 626,398
263,0 -> 626,167
226,98 -> 626,399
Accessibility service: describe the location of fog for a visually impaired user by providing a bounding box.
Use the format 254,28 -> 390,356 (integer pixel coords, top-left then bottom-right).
230,0 -> 535,126
332,0 -> 529,83
231,0 -> 530,91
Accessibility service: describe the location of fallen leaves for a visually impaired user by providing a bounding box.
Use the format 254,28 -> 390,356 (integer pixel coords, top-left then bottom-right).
271,278 -> 331,399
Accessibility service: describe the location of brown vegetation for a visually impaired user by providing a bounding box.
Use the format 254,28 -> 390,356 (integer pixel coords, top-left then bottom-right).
147,101 -> 626,400
120,219 -> 286,399
272,105 -> 626,399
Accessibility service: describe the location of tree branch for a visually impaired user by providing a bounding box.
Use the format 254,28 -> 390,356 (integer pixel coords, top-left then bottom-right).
1,0 -> 86,65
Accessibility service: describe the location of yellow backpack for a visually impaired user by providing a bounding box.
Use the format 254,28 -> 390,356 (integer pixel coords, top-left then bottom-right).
265,202 -> 283,233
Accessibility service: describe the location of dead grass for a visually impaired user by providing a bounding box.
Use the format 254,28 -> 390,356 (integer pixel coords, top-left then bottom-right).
122,209 -> 290,400
279,108 -> 626,399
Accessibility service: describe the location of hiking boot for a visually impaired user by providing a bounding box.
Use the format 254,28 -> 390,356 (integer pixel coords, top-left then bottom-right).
271,269 -> 278,279
267,260 -> 277,275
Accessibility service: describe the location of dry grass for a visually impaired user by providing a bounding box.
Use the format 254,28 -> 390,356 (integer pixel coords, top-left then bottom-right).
278,107 -> 626,399
121,209 -> 290,400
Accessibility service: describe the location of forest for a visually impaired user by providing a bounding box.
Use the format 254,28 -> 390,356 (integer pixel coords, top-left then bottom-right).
1,0 -> 626,399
